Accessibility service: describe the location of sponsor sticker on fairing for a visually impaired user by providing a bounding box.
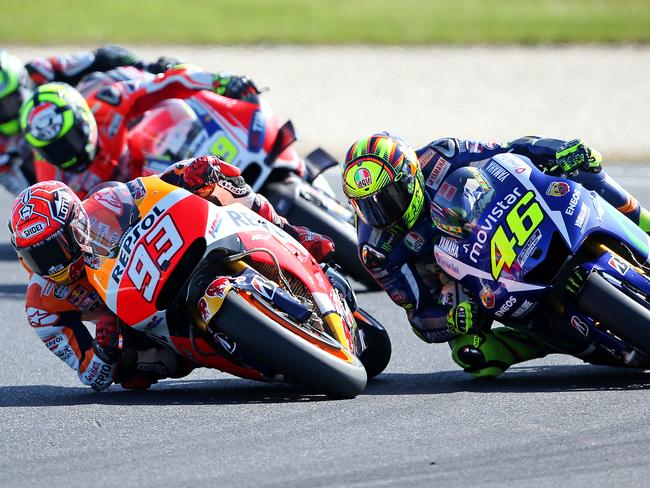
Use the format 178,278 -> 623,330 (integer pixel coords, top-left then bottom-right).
570,315 -> 589,336
546,181 -> 570,197
517,228 -> 542,266
565,189 -> 581,216
484,161 -> 509,183
608,256 -> 630,275
574,203 -> 590,230
494,296 -> 516,318
480,285 -> 495,309
206,277 -> 231,298
419,149 -> 435,169
510,299 -> 536,319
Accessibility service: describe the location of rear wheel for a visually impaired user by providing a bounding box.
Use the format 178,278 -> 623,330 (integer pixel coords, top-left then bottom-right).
212,292 -> 368,398
577,271 -> 650,355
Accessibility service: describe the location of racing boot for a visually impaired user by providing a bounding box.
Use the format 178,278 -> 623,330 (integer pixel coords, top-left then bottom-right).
118,348 -> 197,390
451,327 -> 549,378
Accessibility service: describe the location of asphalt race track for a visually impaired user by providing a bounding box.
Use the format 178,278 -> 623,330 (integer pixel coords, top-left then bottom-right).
2,167 -> 650,488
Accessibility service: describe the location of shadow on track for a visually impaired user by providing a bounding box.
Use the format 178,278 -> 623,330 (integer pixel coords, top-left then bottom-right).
0,378 -> 334,408
6,364 -> 648,408
365,364 -> 650,395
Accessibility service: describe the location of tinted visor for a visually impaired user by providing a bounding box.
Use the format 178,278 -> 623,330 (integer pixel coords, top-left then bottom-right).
0,89 -> 22,124
35,121 -> 91,172
353,178 -> 412,228
18,226 -> 80,280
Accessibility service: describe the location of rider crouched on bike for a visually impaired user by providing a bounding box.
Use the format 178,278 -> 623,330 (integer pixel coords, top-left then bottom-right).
342,132 -> 650,378
17,59 -> 260,198
0,45 -> 180,194
9,154 -> 334,391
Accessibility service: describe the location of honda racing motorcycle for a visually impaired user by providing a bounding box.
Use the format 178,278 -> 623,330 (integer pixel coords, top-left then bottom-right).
127,89 -> 377,288
75,176 -> 391,398
431,153 -> 650,368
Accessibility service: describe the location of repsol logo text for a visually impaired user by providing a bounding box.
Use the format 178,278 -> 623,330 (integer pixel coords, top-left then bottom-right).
111,206 -> 164,283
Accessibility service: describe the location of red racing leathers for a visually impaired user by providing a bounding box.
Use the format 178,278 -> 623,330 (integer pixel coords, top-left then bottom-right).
1,45 -> 178,196
32,66 -> 242,198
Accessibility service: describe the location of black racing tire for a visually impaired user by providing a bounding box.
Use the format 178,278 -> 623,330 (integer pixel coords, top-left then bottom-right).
279,190 -> 380,290
213,293 -> 368,398
356,308 -> 392,379
576,271 -> 650,356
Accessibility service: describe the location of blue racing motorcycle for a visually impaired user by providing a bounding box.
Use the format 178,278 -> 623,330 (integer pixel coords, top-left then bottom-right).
431,153 -> 650,367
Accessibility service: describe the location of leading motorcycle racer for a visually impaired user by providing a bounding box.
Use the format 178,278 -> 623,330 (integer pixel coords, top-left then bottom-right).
9,154 -> 334,390
342,132 -> 650,377
0,45 -> 180,194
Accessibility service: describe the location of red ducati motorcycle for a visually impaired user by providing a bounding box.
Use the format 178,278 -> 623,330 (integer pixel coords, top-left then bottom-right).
127,89 -> 377,288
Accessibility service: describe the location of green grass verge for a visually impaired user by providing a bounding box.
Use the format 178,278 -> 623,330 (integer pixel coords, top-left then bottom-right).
3,0 -> 650,45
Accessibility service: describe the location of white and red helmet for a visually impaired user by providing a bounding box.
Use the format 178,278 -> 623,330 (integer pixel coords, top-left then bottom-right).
9,180 -> 88,284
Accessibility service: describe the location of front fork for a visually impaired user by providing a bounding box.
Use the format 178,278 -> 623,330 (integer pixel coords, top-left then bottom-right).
558,241 -> 649,363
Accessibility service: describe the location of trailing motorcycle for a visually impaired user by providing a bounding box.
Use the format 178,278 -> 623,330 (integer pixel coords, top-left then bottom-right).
75,175 -> 391,397
431,153 -> 650,368
127,90 -> 377,288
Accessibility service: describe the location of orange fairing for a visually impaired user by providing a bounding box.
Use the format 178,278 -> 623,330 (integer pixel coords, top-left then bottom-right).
84,174 -> 358,375
85,176 -> 211,325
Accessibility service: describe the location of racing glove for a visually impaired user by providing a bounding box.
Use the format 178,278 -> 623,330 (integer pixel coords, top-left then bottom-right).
213,74 -> 260,99
145,56 -> 182,74
284,225 -> 335,263
447,300 -> 480,336
549,139 -> 603,175
181,154 -> 219,195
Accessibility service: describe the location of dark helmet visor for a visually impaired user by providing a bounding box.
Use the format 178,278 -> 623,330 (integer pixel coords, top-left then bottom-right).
17,226 -> 81,278
35,121 -> 92,172
353,178 -> 412,229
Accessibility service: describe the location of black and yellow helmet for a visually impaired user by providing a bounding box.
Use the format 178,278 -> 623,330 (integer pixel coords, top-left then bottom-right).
20,82 -> 98,173
342,132 -> 425,230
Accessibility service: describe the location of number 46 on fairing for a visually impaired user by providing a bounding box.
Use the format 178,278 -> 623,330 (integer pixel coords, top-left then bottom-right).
490,191 -> 544,280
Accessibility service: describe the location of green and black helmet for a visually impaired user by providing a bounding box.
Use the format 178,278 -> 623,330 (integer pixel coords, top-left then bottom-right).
19,82 -> 98,172
343,132 -> 425,230
0,50 -> 30,135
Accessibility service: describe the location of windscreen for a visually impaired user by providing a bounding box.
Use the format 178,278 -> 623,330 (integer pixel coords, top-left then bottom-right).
71,183 -> 140,257
430,167 -> 496,236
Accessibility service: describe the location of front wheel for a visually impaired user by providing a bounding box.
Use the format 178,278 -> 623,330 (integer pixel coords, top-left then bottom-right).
577,271 -> 650,355
212,292 -> 368,398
